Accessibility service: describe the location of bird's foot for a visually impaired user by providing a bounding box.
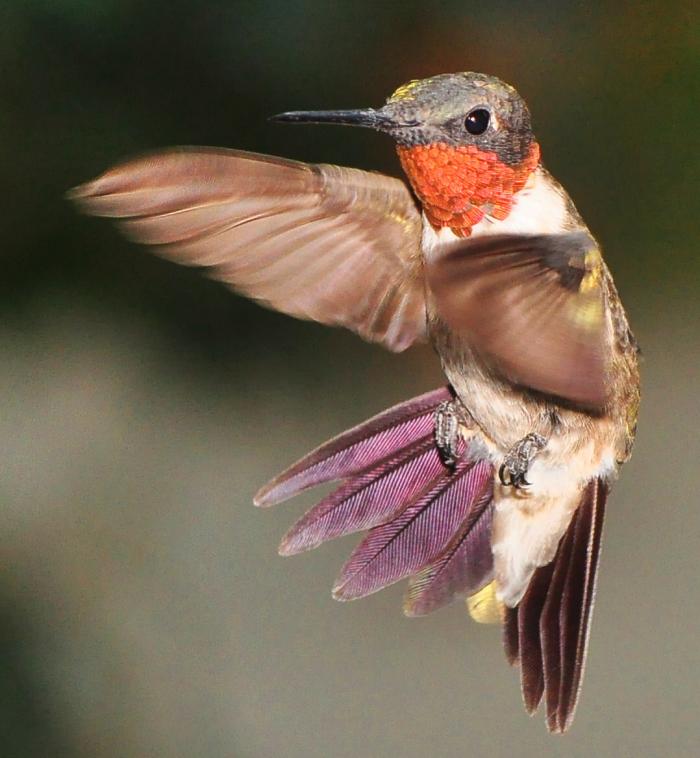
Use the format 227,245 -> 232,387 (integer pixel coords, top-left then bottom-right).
499,433 -> 547,489
434,399 -> 471,468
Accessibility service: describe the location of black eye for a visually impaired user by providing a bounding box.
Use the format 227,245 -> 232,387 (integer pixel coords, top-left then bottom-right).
465,108 -> 490,135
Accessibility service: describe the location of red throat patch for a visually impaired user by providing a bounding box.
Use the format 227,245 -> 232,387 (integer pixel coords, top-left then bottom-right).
397,142 -> 540,236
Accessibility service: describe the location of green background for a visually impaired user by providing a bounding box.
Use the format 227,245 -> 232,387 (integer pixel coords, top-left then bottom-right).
1,1 -> 698,755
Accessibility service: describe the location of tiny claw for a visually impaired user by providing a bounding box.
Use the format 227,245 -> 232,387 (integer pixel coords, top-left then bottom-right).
499,432 -> 547,489
509,471 -> 530,489
440,451 -> 457,470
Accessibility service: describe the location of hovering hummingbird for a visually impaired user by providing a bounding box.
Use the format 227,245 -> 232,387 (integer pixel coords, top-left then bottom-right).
69,72 -> 640,732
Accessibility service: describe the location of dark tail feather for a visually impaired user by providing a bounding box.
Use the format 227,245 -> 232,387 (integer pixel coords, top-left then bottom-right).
254,387 -> 451,507
279,437 -> 444,555
504,478 -> 607,733
539,511 -> 581,731
549,478 -> 606,732
332,458 -> 493,601
503,605 -> 520,666
518,559 -> 557,714
403,479 -> 494,616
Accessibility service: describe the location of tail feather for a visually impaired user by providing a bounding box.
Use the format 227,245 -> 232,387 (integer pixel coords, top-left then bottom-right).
278,437 -> 444,555
503,604 -> 520,665
332,458 -> 492,601
542,523 -> 575,723
518,559 -> 556,714
552,478 -> 605,732
254,387 -> 451,507
505,478 -> 607,732
403,480 -> 493,616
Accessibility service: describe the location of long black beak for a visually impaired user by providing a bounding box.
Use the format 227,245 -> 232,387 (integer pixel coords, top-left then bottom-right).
270,108 -> 400,131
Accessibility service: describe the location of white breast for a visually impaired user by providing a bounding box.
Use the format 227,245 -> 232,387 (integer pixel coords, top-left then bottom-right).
472,166 -> 571,236
421,166 -> 572,259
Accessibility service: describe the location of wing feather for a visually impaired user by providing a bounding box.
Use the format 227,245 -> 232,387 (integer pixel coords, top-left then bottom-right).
69,148 -> 426,351
426,232 -> 611,408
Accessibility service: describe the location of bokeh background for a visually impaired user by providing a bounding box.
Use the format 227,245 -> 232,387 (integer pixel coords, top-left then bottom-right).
1,1 -> 698,756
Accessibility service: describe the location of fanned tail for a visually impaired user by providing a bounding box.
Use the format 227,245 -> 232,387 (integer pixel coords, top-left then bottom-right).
503,477 -> 607,733
254,390 -> 610,733
254,388 -> 451,507
255,386 -> 495,612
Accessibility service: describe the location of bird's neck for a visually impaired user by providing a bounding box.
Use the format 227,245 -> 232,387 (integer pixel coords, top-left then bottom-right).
397,142 -> 540,237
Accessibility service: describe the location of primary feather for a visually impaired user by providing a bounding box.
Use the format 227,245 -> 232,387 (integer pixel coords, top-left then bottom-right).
69,148 -> 426,351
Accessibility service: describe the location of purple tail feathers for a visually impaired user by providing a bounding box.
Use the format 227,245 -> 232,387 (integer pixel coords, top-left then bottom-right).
255,387 -> 609,733
254,387 -> 495,614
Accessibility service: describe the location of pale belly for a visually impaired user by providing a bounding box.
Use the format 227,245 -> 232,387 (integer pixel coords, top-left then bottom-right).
434,324 -> 544,448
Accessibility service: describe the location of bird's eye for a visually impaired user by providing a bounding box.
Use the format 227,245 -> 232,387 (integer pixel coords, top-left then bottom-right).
465,108 -> 490,135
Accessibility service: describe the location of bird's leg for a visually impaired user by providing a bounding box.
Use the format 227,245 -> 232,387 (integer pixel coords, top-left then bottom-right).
434,399 -> 471,468
499,433 -> 547,489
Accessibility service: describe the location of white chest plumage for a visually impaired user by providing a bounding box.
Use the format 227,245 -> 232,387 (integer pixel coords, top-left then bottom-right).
421,165 -> 573,256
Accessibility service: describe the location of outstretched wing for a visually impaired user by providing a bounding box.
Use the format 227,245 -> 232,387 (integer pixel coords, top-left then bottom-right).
426,231 -> 611,408
69,148 -> 426,351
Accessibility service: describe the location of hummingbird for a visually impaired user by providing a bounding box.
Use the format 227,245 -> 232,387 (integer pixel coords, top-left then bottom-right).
69,72 -> 640,732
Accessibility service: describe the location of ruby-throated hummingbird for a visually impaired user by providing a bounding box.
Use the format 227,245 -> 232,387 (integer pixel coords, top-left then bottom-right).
69,72 -> 640,732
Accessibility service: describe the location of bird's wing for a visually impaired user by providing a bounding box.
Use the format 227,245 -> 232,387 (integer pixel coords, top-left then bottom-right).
69,148 -> 426,351
426,231 -> 611,408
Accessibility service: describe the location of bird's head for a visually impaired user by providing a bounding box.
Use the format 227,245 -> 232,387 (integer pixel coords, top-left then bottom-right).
273,72 -> 541,235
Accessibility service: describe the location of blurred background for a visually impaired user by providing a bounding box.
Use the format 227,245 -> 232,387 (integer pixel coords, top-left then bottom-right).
1,1 -> 698,755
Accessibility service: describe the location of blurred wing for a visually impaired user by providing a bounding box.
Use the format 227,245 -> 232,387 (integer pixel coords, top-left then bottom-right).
426,232 -> 610,408
69,148 -> 426,351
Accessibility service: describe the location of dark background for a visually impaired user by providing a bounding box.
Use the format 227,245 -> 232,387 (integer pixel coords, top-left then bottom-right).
1,1 -> 698,756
